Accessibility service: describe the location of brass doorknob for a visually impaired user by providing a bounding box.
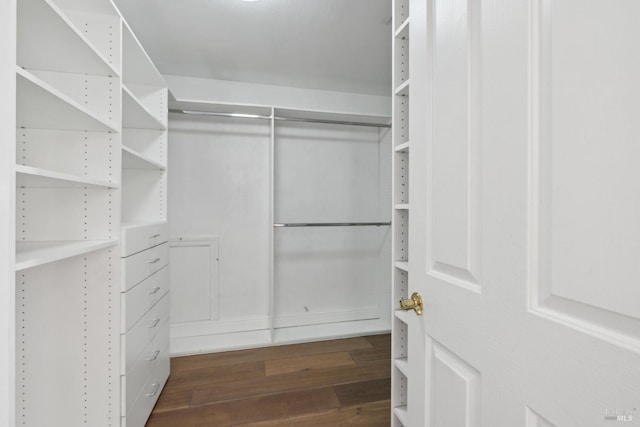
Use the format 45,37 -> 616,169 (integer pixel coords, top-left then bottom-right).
399,292 -> 423,315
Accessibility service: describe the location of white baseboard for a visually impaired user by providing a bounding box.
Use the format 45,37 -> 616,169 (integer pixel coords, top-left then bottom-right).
169,317 -> 391,356
273,306 -> 379,328
170,315 -> 270,338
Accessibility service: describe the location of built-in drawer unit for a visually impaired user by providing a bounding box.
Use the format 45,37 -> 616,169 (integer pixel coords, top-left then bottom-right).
122,319 -> 170,410
121,266 -> 169,333
122,293 -> 170,372
121,351 -> 170,427
122,242 -> 169,292
121,222 -> 169,257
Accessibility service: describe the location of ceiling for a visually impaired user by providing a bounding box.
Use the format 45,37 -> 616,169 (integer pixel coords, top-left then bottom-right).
113,0 -> 392,96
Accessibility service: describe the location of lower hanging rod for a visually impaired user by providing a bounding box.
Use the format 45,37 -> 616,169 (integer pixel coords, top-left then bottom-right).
274,222 -> 391,227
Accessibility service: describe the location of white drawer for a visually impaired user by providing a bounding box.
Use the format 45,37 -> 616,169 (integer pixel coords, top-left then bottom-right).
122,293 -> 170,372
121,266 -> 169,333
122,326 -> 170,411
121,222 -> 168,257
122,243 -> 168,292
122,352 -> 170,427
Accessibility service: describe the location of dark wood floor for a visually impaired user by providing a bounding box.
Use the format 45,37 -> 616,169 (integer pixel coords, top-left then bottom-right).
146,334 -> 391,426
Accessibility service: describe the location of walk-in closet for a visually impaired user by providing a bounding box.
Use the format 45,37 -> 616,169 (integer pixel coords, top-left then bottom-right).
7,0 -> 639,425
2,0 -> 396,425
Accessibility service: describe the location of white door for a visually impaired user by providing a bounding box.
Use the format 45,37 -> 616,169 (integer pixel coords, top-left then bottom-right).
405,0 -> 640,425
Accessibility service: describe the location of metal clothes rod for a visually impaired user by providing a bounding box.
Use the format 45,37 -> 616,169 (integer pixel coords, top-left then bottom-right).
169,109 -> 392,128
273,222 -> 391,227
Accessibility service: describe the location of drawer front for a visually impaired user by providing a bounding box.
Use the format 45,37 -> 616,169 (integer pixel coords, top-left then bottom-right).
122,326 -> 170,410
123,345 -> 170,427
121,222 -> 168,257
122,266 -> 169,333
122,243 -> 169,292
122,293 -> 170,372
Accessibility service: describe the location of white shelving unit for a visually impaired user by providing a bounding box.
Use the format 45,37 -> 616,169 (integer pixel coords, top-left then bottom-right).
12,1 -> 168,425
392,0 -> 411,425
15,0 -> 122,425
119,19 -> 169,427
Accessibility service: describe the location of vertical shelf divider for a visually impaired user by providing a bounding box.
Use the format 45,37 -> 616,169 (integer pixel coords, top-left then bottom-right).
391,0 -> 411,425
269,107 -> 276,343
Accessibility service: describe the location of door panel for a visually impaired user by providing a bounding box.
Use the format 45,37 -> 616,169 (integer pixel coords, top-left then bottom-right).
531,0 -> 640,340
430,341 -> 481,427
404,0 -> 640,425
430,0 -> 482,291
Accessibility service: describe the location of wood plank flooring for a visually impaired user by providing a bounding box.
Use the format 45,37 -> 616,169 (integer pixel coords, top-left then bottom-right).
146,334 -> 391,427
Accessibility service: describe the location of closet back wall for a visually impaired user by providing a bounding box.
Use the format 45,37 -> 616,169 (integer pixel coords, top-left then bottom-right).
168,113 -> 390,354
274,122 -> 391,328
168,114 -> 271,340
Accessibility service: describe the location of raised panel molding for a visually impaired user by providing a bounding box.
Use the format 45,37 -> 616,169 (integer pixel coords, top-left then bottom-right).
528,0 -> 640,352
430,342 -> 481,427
428,0 -> 481,293
169,236 -> 219,324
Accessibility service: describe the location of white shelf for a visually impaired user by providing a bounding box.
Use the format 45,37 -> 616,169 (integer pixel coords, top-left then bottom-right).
17,0 -> 118,77
122,23 -> 166,87
15,239 -> 118,271
395,142 -> 409,152
394,406 -> 409,426
169,99 -> 391,127
122,146 -> 166,170
395,204 -> 409,210
275,108 -> 391,127
121,220 -> 167,230
394,357 -> 409,376
394,17 -> 410,40
395,261 -> 409,271
170,100 -> 273,118
122,85 -> 167,130
16,67 -> 118,132
394,79 -> 410,97
16,165 -> 118,188
394,309 -> 411,324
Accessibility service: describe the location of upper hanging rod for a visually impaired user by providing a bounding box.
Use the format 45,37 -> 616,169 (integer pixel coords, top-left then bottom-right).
273,222 -> 391,227
169,109 -> 392,128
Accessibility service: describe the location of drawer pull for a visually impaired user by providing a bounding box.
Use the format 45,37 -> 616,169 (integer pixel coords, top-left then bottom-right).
146,383 -> 160,397
149,257 -> 161,264
147,318 -> 160,328
149,233 -> 161,238
146,349 -> 161,361
148,286 -> 161,295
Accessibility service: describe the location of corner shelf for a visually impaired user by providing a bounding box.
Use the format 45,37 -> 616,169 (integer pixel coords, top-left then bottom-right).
395,261 -> 409,271
15,239 -> 118,271
394,357 -> 409,376
394,406 -> 409,426
122,85 -> 167,130
394,79 -> 410,97
122,23 -> 166,87
394,142 -> 409,152
17,0 -> 118,77
394,309 -> 410,324
16,165 -> 119,188
122,146 -> 166,170
16,67 -> 118,132
394,18 -> 410,39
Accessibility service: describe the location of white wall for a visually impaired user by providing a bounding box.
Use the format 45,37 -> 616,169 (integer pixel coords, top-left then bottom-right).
0,1 -> 16,425
274,121 -> 391,327
168,114 -> 271,330
166,75 -> 392,354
